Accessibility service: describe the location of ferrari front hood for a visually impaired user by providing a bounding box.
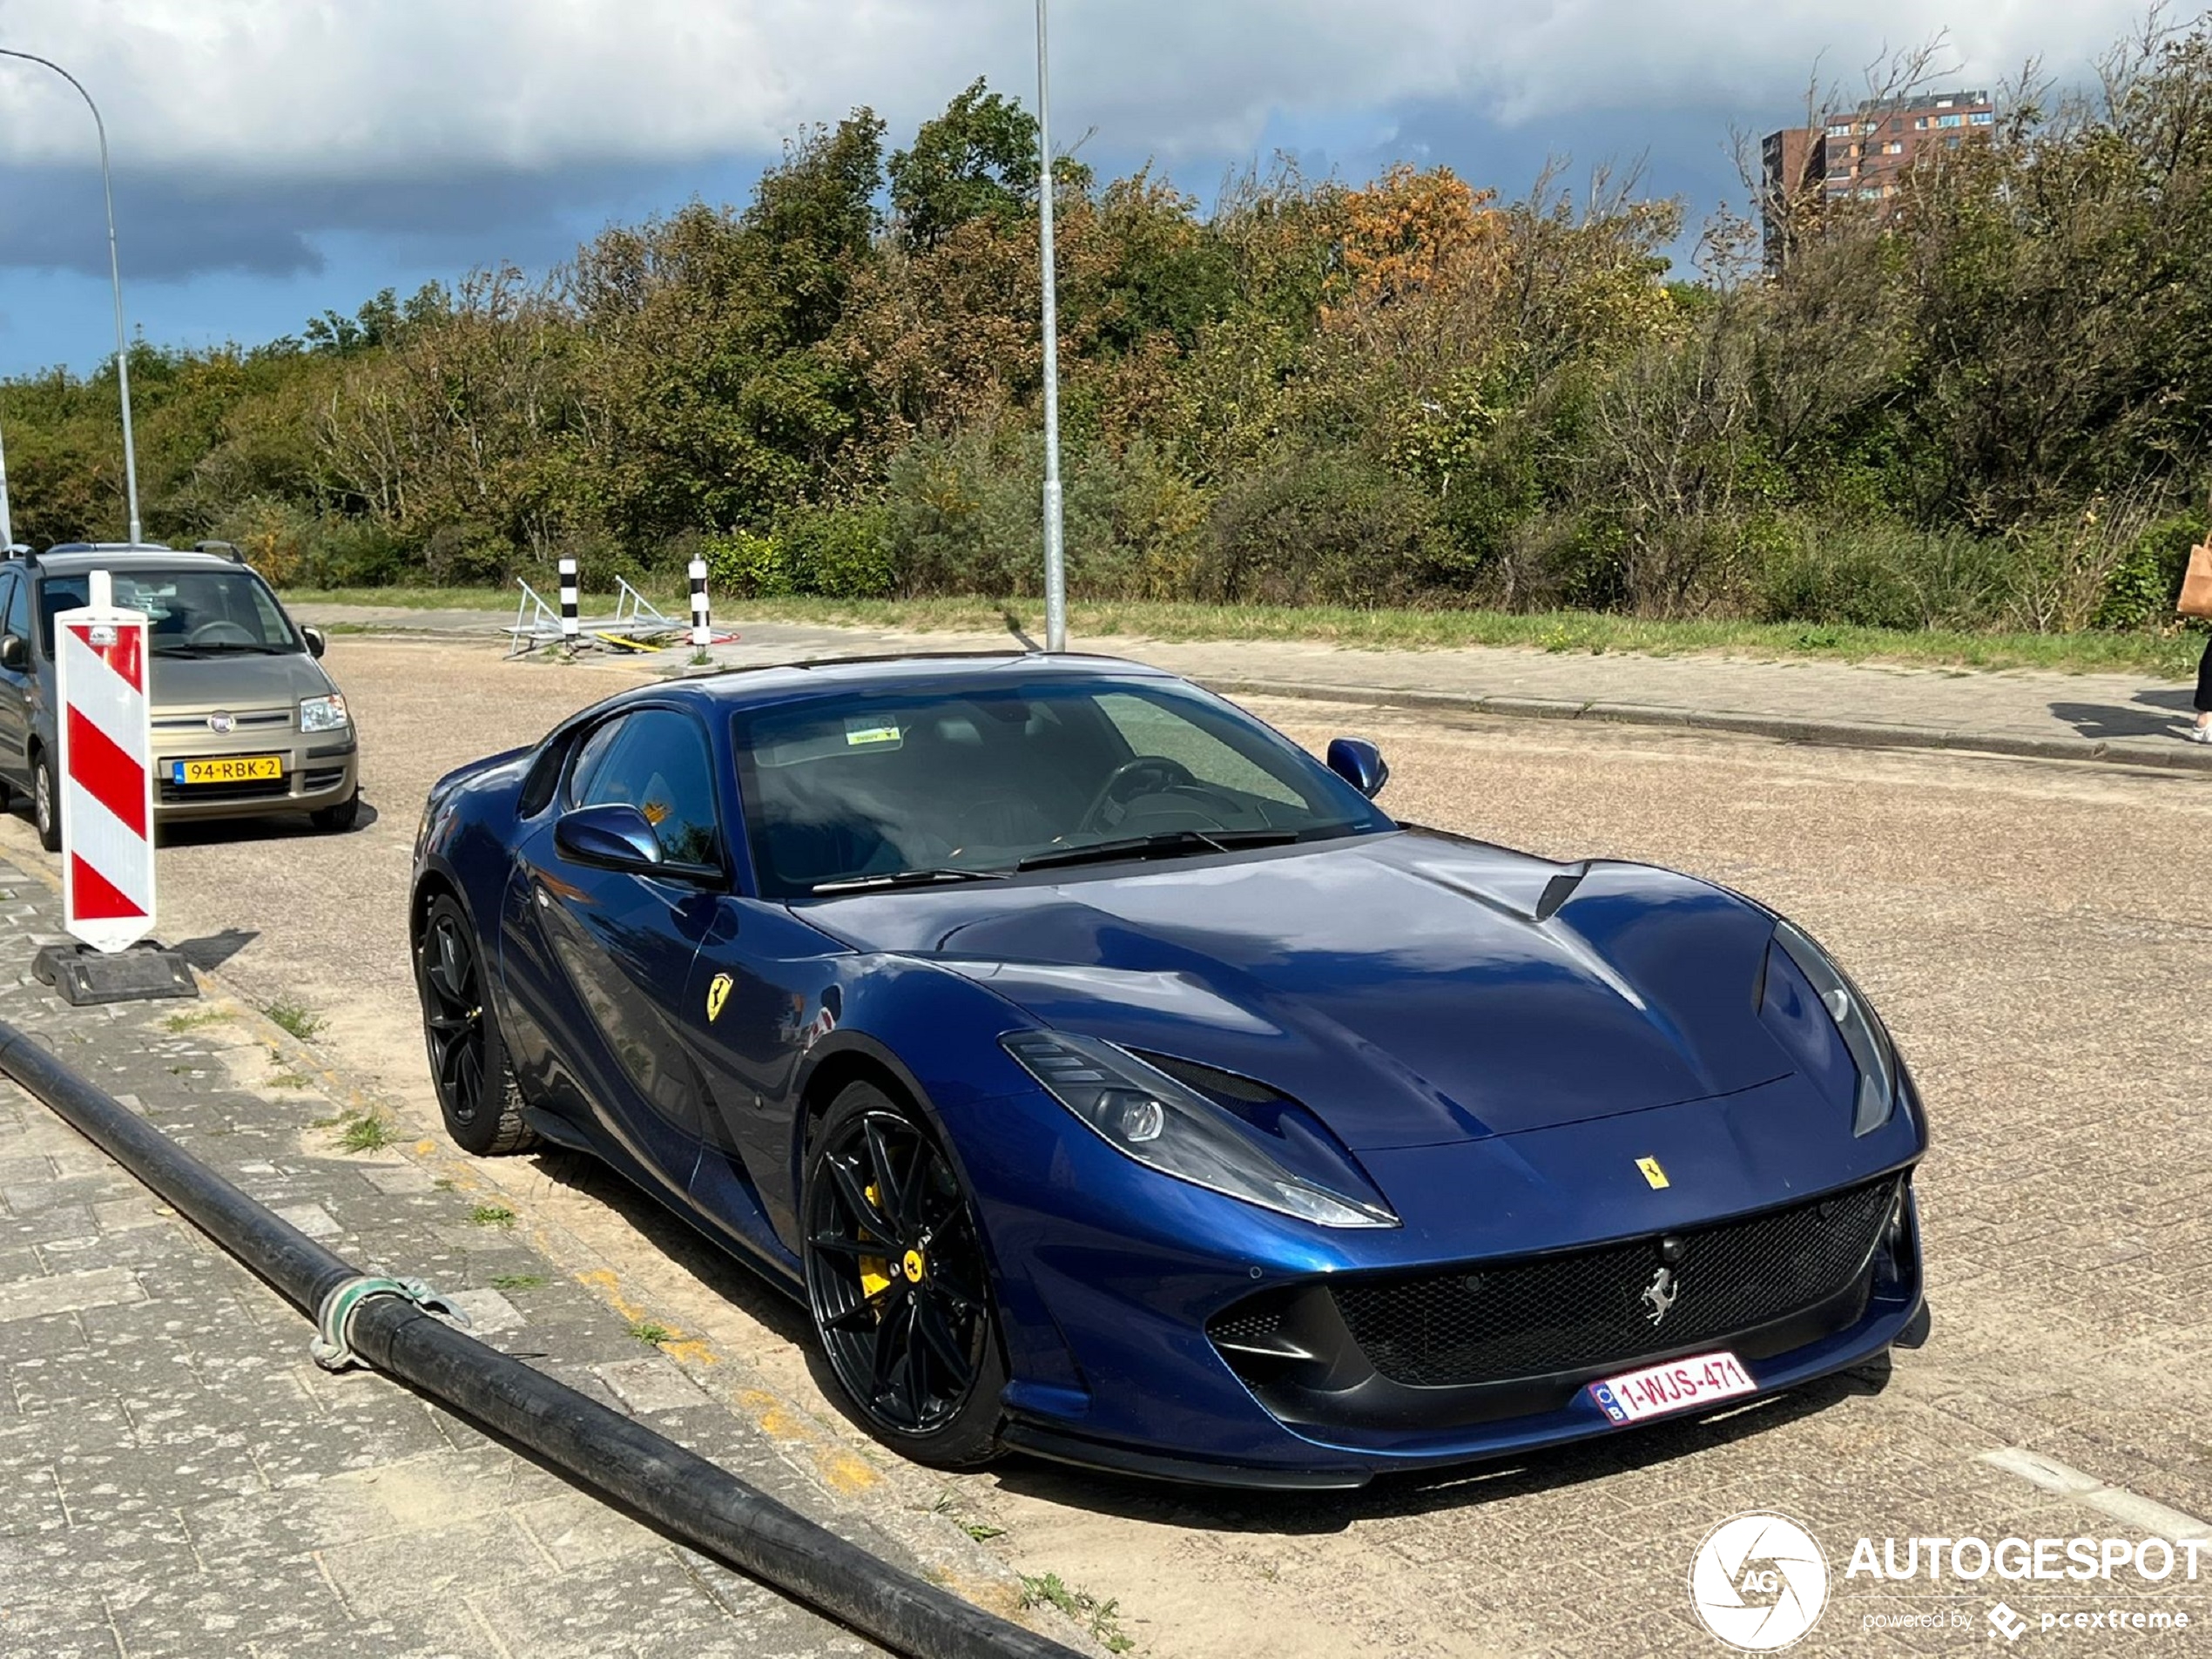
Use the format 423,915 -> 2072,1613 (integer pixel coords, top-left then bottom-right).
802,832 -> 1790,1150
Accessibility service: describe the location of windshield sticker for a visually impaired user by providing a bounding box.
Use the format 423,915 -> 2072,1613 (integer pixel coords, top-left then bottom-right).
845,719 -> 902,749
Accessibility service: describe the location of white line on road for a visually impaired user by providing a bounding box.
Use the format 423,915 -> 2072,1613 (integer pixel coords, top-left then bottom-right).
1979,1447 -> 2212,1540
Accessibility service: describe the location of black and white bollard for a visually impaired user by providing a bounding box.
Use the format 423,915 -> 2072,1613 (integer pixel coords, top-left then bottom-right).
559,556 -> 580,644
689,557 -> 711,651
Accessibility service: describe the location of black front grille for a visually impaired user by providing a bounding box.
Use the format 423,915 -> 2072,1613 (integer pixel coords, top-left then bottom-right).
1332,1178 -> 1899,1387
159,776 -> 290,804
1212,1309 -> 1283,1345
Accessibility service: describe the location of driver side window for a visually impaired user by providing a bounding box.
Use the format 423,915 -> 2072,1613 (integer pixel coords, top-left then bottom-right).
570,708 -> 722,867
0,573 -> 24,649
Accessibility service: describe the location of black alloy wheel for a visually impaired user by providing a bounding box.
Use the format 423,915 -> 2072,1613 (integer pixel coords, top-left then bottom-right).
803,1082 -> 1005,1466
415,894 -> 536,1156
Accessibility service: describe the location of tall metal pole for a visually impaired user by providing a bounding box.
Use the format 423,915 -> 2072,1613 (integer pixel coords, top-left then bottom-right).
0,419 -> 13,548
1035,0 -> 1067,652
0,50 -> 142,544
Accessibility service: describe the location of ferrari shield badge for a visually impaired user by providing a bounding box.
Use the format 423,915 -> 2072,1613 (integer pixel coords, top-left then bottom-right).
706,972 -> 733,1023
1636,1156 -> 1669,1190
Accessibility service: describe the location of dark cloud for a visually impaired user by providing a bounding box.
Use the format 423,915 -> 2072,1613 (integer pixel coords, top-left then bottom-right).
0,154 -> 779,284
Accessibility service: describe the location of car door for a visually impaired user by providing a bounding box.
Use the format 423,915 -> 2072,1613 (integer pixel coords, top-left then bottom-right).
0,570 -> 29,783
502,705 -> 726,1197
681,896 -> 856,1264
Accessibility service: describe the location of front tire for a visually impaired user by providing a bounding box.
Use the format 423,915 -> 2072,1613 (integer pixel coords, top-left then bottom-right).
802,1082 -> 1006,1467
310,789 -> 361,833
31,753 -> 58,853
414,893 -> 538,1156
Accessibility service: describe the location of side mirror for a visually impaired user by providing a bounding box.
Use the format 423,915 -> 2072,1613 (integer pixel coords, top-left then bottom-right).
0,635 -> 24,672
554,803 -> 664,873
301,625 -> 327,659
1326,737 -> 1389,799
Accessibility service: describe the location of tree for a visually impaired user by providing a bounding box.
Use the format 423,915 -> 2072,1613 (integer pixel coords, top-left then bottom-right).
888,79 -> 1041,250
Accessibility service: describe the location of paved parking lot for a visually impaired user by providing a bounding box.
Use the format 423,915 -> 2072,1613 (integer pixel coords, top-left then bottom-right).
22,631 -> 2212,1656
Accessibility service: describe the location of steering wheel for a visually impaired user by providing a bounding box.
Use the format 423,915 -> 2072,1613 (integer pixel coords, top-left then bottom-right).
186,619 -> 256,646
1076,755 -> 1200,834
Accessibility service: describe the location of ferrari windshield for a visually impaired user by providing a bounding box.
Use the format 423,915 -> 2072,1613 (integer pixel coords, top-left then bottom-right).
39,566 -> 301,657
734,679 -> 1393,897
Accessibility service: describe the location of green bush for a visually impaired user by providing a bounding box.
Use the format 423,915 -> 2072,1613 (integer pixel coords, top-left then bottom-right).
882,430 -> 1039,597
706,505 -> 897,599
2097,511 -> 2208,629
705,529 -> 796,597
1205,450 -> 1447,606
1753,521 -> 2020,631
779,502 -> 897,597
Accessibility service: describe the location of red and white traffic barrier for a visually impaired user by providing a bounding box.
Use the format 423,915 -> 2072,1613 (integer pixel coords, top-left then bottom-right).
55,570 -> 155,953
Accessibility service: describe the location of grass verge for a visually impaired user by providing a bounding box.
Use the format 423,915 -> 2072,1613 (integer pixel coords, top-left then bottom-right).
279,586 -> 2204,678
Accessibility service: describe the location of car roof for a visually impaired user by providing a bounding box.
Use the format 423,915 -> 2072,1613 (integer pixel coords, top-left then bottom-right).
26,546 -> 251,578
620,651 -> 1184,718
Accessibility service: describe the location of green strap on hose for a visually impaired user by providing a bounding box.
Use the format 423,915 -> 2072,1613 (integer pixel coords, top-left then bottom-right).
310,1275 -> 470,1371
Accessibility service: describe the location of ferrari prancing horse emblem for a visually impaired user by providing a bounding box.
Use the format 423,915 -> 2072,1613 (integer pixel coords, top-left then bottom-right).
1642,1266 -> 1679,1325
1636,1156 -> 1669,1190
706,972 -> 733,1022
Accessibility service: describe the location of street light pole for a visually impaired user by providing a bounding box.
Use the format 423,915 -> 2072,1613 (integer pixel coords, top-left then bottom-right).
0,418 -> 14,548
0,48 -> 142,545
1035,0 -> 1067,652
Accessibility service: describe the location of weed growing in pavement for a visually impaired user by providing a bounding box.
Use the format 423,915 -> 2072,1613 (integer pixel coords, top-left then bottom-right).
469,1204 -> 516,1228
267,1071 -> 313,1090
266,999 -> 322,1041
433,1177 -> 457,1190
162,1008 -> 230,1033
489,1273 -> 545,1291
336,1113 -> 395,1153
628,1321 -> 675,1346
963,1522 -> 1007,1542
1020,1574 -> 1133,1654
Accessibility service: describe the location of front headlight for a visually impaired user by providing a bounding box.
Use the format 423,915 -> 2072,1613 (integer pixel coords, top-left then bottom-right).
1001,1030 -> 1399,1229
299,693 -> 349,733
1762,920 -> 1898,1136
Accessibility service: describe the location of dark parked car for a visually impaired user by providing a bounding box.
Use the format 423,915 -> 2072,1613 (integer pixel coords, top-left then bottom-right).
410,653 -> 1926,1487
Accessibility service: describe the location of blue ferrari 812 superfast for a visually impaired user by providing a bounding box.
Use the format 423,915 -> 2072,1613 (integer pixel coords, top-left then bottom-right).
410,653 -> 1926,1487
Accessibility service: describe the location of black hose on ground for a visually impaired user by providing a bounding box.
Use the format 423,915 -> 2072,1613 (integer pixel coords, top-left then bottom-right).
0,1023 -> 1085,1659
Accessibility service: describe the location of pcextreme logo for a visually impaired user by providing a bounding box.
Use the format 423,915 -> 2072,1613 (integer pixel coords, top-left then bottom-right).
1689,1512 -> 1831,1651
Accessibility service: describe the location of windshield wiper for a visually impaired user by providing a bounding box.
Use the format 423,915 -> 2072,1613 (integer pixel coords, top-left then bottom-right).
1016,827 -> 1299,873
810,867 -> 1011,895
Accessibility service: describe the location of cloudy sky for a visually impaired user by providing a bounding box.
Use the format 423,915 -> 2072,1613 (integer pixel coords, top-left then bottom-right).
0,0 -> 2159,377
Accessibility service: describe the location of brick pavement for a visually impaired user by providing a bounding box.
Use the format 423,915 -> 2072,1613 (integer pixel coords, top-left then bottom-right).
0,860 -> 1054,1659
296,604 -> 2212,774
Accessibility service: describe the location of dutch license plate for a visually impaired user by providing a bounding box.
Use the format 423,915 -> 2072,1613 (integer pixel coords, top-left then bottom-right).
1588,1350 -> 1756,1425
172,755 -> 283,786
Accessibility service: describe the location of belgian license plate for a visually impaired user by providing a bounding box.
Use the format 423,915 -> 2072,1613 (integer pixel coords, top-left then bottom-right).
1589,1351 -> 1756,1425
172,755 -> 283,786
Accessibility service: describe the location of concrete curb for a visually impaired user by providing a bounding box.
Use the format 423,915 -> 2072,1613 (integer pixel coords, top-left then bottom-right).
1202,677 -> 2212,776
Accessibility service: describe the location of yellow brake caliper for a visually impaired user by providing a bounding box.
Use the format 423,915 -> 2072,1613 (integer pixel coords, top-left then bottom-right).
857,1183 -> 892,1304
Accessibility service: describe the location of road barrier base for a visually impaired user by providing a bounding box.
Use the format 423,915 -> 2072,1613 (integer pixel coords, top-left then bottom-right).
33,940 -> 199,1005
